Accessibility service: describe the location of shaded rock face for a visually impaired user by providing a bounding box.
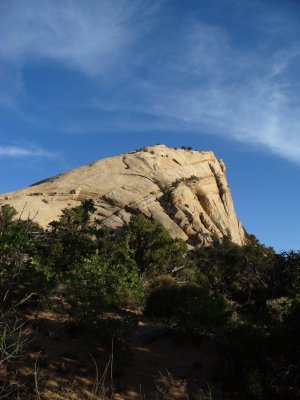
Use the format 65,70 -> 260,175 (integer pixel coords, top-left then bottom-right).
0,145 -> 245,246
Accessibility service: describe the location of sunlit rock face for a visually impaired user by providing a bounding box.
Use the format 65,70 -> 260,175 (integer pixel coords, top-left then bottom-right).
0,145 -> 245,246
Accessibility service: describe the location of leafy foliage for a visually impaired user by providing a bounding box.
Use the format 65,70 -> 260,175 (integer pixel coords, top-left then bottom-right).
70,253 -> 144,308
0,205 -> 53,305
125,214 -> 187,277
176,284 -> 230,334
145,276 -> 180,317
190,235 -> 276,304
43,199 -> 97,271
272,251 -> 300,297
146,278 -> 230,333
1,202 -> 300,399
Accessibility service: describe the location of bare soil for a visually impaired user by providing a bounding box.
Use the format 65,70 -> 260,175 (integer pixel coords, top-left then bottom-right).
5,300 -> 216,400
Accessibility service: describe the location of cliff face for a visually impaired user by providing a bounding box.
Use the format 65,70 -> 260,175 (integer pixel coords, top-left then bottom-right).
0,145 -> 245,246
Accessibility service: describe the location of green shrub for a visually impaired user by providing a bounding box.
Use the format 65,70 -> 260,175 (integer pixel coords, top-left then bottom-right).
272,251 -> 300,298
190,234 -> 276,304
145,276 -> 180,317
217,323 -> 268,398
0,205 -> 54,305
45,200 -> 97,271
125,214 -> 187,277
70,253 -> 144,308
145,281 -> 230,333
176,285 -> 230,334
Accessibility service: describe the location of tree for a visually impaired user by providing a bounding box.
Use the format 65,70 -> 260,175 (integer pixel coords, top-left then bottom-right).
125,214 -> 187,277
71,253 -> 144,308
190,234 -> 276,304
44,200 -> 97,271
0,204 -> 17,235
272,250 -> 300,298
0,205 -> 52,306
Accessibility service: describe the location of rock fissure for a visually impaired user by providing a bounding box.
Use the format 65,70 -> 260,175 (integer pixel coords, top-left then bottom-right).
208,163 -> 229,216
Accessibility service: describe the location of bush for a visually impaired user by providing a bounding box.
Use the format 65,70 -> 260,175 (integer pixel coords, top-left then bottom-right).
125,214 -> 187,277
217,299 -> 300,399
44,200 -> 97,271
0,205 -> 53,306
217,323 -> 268,398
70,253 -> 144,308
145,276 -> 180,317
145,281 -> 230,333
272,251 -> 300,298
190,235 -> 276,305
176,285 -> 230,334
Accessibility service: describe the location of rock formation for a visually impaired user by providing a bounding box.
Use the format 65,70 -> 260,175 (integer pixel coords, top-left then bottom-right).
0,145 -> 245,246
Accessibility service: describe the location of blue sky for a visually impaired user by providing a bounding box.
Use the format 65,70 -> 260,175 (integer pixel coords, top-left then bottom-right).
1,0 -> 299,251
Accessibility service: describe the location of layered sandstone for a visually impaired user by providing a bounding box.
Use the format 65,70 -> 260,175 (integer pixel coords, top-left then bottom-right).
0,145 -> 245,246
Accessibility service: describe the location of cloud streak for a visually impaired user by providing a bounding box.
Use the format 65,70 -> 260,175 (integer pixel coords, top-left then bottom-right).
0,0 -> 155,76
0,145 -> 59,159
87,13 -> 300,163
0,0 -> 300,163
0,0 -> 158,107
146,22 -> 300,162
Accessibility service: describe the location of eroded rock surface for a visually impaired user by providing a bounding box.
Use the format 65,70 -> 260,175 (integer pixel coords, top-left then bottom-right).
0,145 -> 245,246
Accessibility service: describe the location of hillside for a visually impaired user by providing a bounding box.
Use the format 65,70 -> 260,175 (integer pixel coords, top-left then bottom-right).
1,172 -> 299,399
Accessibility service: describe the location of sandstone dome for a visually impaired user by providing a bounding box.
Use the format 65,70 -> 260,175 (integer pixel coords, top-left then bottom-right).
0,145 -> 245,246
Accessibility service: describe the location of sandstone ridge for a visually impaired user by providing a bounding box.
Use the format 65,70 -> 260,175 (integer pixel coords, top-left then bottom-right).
0,145 -> 245,246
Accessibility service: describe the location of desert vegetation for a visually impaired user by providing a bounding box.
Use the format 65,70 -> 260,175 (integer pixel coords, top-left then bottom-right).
0,201 -> 299,399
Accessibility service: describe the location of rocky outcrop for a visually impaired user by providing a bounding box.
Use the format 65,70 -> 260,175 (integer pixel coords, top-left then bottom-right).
0,145 -> 245,246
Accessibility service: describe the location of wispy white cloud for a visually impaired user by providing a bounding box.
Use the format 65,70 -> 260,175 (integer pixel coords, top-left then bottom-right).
0,0 -> 155,76
0,0 -> 158,106
86,15 -> 300,162
0,145 -> 59,158
116,17 -> 300,163
0,0 -> 300,164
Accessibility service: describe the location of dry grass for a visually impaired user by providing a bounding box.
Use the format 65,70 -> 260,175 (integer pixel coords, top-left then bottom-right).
155,370 -> 188,400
